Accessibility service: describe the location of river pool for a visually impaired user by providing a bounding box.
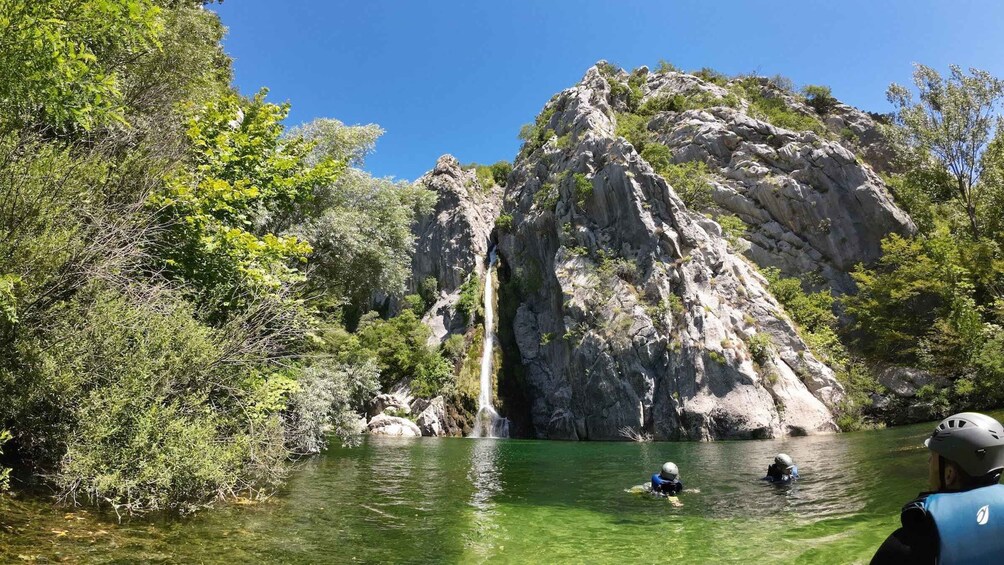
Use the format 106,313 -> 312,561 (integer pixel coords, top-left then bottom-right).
1,416 -> 966,563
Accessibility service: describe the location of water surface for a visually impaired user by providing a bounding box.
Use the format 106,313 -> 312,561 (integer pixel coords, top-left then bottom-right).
0,417 -> 960,563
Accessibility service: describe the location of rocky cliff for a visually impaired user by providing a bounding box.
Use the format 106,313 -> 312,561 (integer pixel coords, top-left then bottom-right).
492,63 -> 915,440
411,155 -> 502,344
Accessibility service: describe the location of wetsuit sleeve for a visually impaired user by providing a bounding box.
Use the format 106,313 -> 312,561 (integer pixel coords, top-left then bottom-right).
869,522 -> 937,564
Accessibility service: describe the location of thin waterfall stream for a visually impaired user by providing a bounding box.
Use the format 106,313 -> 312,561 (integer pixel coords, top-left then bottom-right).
470,247 -> 509,438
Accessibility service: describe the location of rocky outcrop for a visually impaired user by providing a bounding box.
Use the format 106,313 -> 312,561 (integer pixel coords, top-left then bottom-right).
412,155 -> 503,344
411,396 -> 448,437
492,62 -> 917,440
643,84 -> 913,293
367,414 -> 422,437
869,365 -> 949,425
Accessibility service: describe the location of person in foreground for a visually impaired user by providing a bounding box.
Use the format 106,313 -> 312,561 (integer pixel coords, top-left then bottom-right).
651,462 -> 683,495
871,412 -> 1004,564
763,453 -> 799,483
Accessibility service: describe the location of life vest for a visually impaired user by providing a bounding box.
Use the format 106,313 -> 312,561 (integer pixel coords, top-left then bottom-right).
922,483 -> 1004,564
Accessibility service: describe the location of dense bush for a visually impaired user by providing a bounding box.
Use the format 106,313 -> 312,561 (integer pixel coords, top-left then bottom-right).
660,161 -> 714,211
802,84 -> 838,115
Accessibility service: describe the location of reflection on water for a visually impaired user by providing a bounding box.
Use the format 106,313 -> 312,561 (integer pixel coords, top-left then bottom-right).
0,416 -> 974,563
464,439 -> 505,560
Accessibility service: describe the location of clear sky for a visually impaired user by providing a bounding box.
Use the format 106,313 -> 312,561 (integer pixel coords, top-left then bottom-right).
210,1 -> 1004,181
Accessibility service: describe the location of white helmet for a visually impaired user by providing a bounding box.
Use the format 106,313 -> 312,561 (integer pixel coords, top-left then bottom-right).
660,461 -> 679,480
774,453 -> 794,470
925,412 -> 1004,478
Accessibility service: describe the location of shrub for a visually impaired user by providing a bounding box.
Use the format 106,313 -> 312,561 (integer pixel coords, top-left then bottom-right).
732,79 -> 825,134
285,361 -> 380,454
747,332 -> 772,365
656,60 -> 680,74
694,67 -> 729,86
572,173 -> 593,206
659,161 -> 714,211
717,214 -> 748,246
534,181 -> 559,210
403,294 -> 425,314
442,334 -> 467,363
456,274 -> 484,325
490,161 -> 513,185
419,276 -> 439,308
496,213 -> 514,232
615,112 -> 652,150
802,85 -> 838,115
641,143 -> 673,172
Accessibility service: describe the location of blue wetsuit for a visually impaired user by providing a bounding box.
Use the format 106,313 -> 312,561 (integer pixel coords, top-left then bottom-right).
871,484 -> 1004,564
763,464 -> 799,483
651,473 -> 683,495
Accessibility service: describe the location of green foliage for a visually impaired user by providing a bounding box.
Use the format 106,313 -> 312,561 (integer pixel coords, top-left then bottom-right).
148,89 -> 344,315
441,334 -> 467,363
615,112 -> 652,150
655,60 -> 680,74
534,181 -> 559,210
638,90 -> 739,116
490,160 -> 513,185
402,294 -> 425,314
659,161 -> 714,211
641,143 -> 673,172
694,67 -> 730,86
496,213 -> 514,232
419,276 -> 439,309
732,78 -> 825,134
457,274 -> 484,325
572,173 -> 593,207
802,85 -> 838,115
0,0 -> 162,132
887,64 -> 1004,238
747,333 -> 772,365
0,429 -> 10,492
708,350 -> 727,365
349,310 -> 452,396
518,105 -> 557,155
717,215 -> 748,246
21,284 -> 296,513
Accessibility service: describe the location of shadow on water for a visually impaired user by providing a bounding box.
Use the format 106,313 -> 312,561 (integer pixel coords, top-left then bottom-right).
0,416 -> 977,563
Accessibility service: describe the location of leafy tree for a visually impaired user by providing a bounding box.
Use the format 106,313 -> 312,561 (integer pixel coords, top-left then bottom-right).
802,85 -> 838,115
148,90 -> 344,315
0,0 -> 162,132
887,64 -> 1004,238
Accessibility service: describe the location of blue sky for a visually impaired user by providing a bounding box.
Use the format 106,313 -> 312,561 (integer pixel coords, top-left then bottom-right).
211,1 -> 1004,181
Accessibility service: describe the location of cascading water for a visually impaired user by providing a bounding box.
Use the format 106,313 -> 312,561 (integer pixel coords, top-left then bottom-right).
470,247 -> 509,438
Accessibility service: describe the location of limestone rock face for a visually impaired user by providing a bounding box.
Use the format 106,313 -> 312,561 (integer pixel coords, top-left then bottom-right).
647,100 -> 913,294
411,155 -> 502,344
367,414 -> 422,437
493,63 -> 913,440
412,396 -> 448,437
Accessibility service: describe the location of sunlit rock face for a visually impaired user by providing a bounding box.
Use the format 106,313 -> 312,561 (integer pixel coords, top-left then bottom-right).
494,63 -> 912,440
411,155 -> 502,345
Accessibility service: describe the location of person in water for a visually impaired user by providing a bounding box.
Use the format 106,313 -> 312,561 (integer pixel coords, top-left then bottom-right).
651,462 -> 683,495
763,453 -> 799,483
871,412 -> 1004,564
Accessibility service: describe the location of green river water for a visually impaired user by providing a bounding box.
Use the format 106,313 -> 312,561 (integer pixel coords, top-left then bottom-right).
0,415 -> 978,564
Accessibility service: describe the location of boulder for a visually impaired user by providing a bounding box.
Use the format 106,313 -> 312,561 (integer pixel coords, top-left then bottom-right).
368,393 -> 410,419
366,414 -> 422,437
415,396 -> 448,437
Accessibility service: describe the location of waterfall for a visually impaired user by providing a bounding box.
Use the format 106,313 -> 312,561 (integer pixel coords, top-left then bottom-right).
471,247 -> 509,438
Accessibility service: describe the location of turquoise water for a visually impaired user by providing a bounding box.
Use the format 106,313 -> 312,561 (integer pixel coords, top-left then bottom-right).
0,418 -> 958,563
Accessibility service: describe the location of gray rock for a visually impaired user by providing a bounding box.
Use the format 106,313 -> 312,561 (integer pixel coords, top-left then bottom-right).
496,63 -> 852,441
411,155 -> 502,344
366,414 -> 422,437
415,396 -> 448,437
368,393 -> 410,419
